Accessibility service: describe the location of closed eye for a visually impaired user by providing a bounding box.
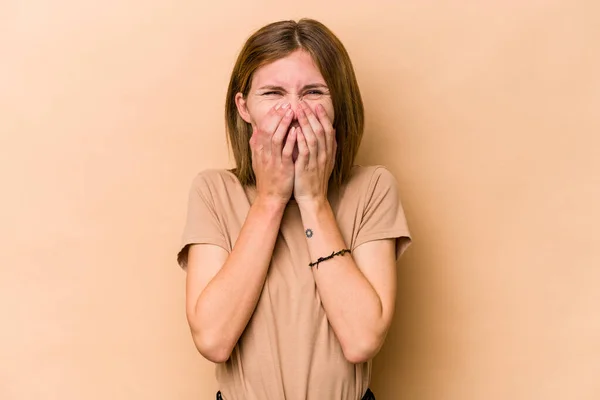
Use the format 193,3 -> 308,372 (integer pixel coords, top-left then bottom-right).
261,91 -> 283,96
303,89 -> 328,100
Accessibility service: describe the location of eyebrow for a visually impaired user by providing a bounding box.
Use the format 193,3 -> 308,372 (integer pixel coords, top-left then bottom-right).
256,83 -> 329,91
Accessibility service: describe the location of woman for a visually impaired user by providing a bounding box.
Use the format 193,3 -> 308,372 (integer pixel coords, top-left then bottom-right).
177,19 -> 412,400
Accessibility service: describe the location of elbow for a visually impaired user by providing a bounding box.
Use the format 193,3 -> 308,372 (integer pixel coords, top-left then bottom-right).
341,333 -> 385,364
200,346 -> 231,364
191,331 -> 233,364
342,345 -> 377,365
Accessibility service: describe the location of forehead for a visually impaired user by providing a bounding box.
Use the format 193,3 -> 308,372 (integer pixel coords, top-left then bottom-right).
251,50 -> 326,87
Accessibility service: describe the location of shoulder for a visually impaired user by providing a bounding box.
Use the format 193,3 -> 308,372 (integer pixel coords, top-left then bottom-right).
186,169 -> 248,208
190,168 -> 241,192
344,165 -> 399,194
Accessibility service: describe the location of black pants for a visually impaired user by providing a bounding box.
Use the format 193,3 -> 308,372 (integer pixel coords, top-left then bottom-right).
216,388 -> 375,399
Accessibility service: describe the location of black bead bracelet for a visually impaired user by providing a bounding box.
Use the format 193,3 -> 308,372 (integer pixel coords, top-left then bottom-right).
309,249 -> 351,268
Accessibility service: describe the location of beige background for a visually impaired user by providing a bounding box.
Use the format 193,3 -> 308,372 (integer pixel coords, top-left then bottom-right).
1,0 -> 599,399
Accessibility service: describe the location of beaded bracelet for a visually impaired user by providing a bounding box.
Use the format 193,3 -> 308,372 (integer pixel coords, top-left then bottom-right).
309,249 -> 351,268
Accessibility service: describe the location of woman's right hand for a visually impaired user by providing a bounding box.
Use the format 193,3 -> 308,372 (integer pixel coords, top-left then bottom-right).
250,102 -> 297,206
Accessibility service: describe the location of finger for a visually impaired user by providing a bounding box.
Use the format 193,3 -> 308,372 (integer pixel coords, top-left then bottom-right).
300,101 -> 327,158
296,105 -> 318,168
295,128 -> 309,169
249,128 -> 257,148
281,126 -> 296,163
315,104 -> 335,159
254,102 -> 288,157
249,128 -> 262,154
249,130 -> 261,169
271,107 -> 294,160
333,135 -> 338,157
331,136 -> 338,168
261,102 -> 290,136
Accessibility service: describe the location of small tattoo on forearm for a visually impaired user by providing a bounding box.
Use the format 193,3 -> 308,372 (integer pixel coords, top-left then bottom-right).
305,229 -> 314,238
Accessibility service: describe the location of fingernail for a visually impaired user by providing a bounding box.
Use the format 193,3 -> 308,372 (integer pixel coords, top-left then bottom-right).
285,109 -> 293,116
275,103 -> 282,110
282,102 -> 290,109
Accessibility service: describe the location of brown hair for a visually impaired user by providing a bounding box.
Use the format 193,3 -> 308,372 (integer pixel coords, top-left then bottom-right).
225,19 -> 364,188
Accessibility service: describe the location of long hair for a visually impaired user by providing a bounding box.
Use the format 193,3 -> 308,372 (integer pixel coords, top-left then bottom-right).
225,19 -> 365,187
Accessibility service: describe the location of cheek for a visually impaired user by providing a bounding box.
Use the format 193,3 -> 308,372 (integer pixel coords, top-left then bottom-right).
323,103 -> 335,122
304,99 -> 335,122
246,102 -> 275,128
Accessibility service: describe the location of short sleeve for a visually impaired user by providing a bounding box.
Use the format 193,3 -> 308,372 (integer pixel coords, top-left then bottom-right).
176,172 -> 230,269
353,167 -> 412,260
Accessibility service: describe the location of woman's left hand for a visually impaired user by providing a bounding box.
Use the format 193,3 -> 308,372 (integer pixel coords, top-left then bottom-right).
293,101 -> 337,206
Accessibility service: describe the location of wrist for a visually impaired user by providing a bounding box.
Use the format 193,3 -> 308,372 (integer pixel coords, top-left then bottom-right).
296,196 -> 329,214
254,195 -> 289,213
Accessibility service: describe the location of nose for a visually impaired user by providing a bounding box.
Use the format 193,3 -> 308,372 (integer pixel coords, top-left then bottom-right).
287,94 -> 302,117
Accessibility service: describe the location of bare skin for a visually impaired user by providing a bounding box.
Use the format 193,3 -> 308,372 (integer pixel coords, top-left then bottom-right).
185,103 -> 296,363
185,50 -> 398,364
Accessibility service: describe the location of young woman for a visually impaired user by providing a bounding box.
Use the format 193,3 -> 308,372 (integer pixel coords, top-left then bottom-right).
177,18 -> 412,400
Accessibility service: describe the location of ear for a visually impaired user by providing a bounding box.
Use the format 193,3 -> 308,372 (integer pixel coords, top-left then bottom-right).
235,93 -> 253,124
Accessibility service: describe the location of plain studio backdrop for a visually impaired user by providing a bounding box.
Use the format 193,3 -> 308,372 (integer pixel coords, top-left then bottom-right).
1,1 -> 599,399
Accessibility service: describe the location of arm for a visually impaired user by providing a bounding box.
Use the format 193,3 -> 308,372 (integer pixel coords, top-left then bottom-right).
185,198 -> 286,363
293,100 -> 407,363
184,101 -> 297,363
298,199 -> 398,364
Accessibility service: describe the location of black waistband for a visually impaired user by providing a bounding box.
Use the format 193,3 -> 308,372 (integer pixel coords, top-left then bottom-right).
216,388 -> 376,399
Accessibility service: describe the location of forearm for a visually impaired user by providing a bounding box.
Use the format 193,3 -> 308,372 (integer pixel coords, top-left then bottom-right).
298,199 -> 386,363
190,198 -> 285,360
